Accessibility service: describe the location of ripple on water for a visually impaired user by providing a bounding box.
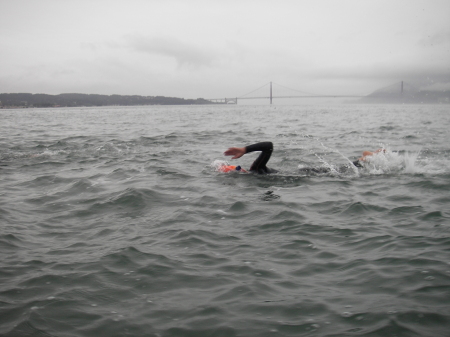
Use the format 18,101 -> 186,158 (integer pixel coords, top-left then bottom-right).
1,105 -> 450,337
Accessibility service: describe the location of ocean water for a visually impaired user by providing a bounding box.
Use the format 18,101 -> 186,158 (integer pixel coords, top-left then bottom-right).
0,104 -> 449,337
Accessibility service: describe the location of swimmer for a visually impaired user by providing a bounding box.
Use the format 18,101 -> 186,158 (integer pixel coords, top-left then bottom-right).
223,141 -> 385,174
217,164 -> 248,173
224,142 -> 277,174
351,148 -> 386,168
358,148 -> 386,161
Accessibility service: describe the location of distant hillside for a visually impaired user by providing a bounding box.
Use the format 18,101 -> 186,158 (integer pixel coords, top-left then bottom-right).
358,82 -> 450,104
0,93 -> 216,108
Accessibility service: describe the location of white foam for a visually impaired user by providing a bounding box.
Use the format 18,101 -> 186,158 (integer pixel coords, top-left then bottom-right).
361,149 -> 434,175
211,159 -> 229,171
403,151 -> 420,174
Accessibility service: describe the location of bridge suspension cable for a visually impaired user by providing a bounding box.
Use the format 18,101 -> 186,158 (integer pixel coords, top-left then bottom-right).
237,82 -> 271,99
271,82 -> 319,97
207,81 -> 365,104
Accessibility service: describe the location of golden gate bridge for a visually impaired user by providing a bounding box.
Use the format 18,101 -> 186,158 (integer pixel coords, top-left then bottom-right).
208,81 -> 366,104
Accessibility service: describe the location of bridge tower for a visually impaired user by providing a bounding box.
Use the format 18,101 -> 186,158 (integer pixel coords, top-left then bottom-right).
270,81 -> 272,104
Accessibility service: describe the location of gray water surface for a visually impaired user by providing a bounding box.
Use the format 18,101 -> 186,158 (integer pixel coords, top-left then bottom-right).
1,104 -> 449,337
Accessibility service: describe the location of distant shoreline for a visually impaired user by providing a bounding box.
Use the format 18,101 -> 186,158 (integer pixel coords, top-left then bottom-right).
1,89 -> 449,108
0,93 -> 221,109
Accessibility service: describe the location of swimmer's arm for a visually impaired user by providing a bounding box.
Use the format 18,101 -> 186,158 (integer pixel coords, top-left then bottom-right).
358,148 -> 385,161
359,151 -> 374,161
224,142 -> 273,159
245,142 -> 273,153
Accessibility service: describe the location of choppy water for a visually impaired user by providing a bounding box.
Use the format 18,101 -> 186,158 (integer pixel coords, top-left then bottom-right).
1,104 -> 449,337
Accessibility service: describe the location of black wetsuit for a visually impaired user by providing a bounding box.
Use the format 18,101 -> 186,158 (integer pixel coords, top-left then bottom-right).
246,142 -> 278,174
245,141 -> 362,174
298,159 -> 363,175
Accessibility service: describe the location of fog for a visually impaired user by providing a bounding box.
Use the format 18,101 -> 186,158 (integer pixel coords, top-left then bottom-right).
1,0 -> 449,100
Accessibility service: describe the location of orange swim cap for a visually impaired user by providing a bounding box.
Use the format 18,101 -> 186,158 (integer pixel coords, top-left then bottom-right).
218,165 -> 244,173
218,165 -> 236,172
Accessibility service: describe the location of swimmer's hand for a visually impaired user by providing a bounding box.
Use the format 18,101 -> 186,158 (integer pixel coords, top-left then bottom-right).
224,147 -> 246,159
359,148 -> 386,161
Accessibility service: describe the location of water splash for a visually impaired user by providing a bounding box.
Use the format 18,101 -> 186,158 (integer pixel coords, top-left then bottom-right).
403,151 -> 420,174
296,145 -> 427,177
362,149 -> 421,175
314,153 -> 342,176
313,142 -> 361,176
211,160 -> 230,172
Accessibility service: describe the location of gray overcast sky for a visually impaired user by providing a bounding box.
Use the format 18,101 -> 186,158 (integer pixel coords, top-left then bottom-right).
1,0 -> 449,99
